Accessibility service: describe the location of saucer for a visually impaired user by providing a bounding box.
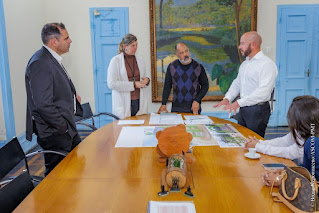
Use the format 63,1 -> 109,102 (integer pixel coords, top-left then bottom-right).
244,152 -> 261,159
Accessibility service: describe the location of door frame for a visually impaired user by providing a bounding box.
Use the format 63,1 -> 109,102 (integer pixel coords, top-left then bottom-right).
0,0 -> 16,141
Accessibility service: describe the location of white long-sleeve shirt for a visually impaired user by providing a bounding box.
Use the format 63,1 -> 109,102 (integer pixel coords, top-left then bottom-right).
224,51 -> 278,107
255,132 -> 304,164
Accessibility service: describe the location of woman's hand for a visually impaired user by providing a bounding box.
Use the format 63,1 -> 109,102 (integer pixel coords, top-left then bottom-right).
141,77 -> 150,85
262,169 -> 283,187
244,136 -> 259,149
134,81 -> 146,88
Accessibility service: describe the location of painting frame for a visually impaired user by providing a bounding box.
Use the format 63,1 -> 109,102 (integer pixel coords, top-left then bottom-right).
149,0 -> 258,102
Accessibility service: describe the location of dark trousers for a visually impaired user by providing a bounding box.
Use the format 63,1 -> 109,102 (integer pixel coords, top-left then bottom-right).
37,132 -> 81,176
237,102 -> 270,138
171,102 -> 202,114
131,99 -> 140,116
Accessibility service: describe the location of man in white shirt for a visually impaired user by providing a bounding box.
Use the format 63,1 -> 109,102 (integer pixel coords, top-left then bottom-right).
25,23 -> 82,176
214,31 -> 278,137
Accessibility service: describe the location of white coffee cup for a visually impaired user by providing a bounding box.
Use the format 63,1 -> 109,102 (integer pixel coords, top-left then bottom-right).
248,148 -> 256,157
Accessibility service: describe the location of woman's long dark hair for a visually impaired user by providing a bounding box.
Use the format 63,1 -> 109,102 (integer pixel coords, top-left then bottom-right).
287,95 -> 319,147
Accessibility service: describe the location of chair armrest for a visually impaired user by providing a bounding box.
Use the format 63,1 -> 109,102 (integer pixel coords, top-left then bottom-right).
75,121 -> 98,131
94,112 -> 120,120
25,150 -> 68,158
0,179 -> 12,187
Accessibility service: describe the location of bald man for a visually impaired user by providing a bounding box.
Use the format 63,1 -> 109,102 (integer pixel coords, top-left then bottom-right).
214,31 -> 278,137
158,43 -> 208,114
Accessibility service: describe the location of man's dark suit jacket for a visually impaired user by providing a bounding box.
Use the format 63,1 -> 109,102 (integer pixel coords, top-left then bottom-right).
25,47 -> 79,141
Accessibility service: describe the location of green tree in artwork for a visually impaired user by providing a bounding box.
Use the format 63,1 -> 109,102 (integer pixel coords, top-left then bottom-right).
211,63 -> 239,94
216,0 -> 245,63
159,0 -> 164,28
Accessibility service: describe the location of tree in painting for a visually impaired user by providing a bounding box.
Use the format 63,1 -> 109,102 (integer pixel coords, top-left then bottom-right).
154,0 -> 253,100
216,0 -> 245,63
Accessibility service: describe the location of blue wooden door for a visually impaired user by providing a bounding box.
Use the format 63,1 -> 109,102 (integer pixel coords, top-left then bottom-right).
276,5 -> 319,126
90,7 -> 128,127
310,8 -> 319,98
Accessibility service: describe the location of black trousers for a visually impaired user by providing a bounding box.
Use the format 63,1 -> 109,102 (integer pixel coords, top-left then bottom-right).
171,102 -> 202,114
131,99 -> 140,116
237,102 -> 270,138
37,132 -> 81,176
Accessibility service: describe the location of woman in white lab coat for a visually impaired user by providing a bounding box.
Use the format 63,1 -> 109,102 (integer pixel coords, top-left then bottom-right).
107,34 -> 150,119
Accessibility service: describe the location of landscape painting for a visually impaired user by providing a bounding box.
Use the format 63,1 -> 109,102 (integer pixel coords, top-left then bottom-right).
149,0 -> 258,101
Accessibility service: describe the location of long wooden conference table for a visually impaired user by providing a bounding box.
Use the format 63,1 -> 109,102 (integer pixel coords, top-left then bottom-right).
15,114 -> 295,212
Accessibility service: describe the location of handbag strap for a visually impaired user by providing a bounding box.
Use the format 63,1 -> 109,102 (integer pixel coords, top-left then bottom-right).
281,172 -> 301,201
275,192 -> 319,213
270,173 -> 285,202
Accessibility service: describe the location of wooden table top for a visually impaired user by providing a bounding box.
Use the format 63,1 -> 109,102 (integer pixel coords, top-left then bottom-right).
15,114 -> 294,212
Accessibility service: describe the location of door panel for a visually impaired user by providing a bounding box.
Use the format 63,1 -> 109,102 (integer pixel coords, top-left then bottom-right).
276,6 -> 313,126
90,8 -> 128,127
286,40 -> 307,79
310,9 -> 319,96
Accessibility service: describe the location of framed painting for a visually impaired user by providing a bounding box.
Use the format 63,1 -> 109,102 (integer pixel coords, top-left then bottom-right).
149,0 -> 258,102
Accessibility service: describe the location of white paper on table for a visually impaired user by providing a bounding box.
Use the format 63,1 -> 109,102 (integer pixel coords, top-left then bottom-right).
214,133 -> 246,148
149,113 -> 184,125
115,127 -> 145,147
117,120 -> 145,125
184,115 -> 213,125
148,201 -> 196,213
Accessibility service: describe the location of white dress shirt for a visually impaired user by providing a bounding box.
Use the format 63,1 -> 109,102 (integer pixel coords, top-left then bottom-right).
224,51 -> 278,107
255,132 -> 304,164
43,45 -> 76,114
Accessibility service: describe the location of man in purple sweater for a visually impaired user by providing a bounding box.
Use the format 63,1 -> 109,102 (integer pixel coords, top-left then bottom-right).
158,43 -> 209,114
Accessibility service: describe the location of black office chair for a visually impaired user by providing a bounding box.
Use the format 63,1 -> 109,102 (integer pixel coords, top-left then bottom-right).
0,137 -> 67,183
75,103 -> 119,139
0,171 -> 34,213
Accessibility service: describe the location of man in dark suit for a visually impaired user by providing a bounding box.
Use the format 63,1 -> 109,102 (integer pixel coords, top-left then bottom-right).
25,23 -> 82,176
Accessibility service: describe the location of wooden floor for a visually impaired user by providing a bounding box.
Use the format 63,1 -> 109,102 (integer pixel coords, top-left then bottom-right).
5,150 -> 45,180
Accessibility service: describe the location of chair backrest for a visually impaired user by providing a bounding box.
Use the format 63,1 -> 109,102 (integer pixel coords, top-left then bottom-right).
0,137 -> 27,180
75,102 -> 94,122
0,171 -> 34,213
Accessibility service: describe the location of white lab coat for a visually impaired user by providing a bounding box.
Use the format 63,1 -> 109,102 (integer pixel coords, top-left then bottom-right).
107,53 -> 149,119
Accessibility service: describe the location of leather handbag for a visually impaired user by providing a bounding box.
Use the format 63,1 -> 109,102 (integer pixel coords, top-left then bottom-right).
270,167 -> 319,212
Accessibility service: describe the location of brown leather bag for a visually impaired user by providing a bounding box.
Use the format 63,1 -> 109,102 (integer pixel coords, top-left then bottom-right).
270,167 -> 319,212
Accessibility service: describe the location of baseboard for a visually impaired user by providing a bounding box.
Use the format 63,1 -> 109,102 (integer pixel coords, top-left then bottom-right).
17,132 -> 38,153
201,111 -> 238,123
0,140 -> 5,148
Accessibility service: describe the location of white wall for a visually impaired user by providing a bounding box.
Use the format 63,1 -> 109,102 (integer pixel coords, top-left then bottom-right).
3,0 -> 319,137
43,0 -> 153,113
258,0 -> 319,62
3,0 -> 45,136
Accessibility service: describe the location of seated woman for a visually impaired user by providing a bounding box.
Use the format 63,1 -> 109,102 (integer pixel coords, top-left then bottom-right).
263,136 -> 319,187
107,34 -> 150,119
245,95 -> 319,164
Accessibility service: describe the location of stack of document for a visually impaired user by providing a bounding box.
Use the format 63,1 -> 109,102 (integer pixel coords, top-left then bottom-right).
149,113 -> 184,125
148,201 -> 196,213
184,115 -> 213,125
